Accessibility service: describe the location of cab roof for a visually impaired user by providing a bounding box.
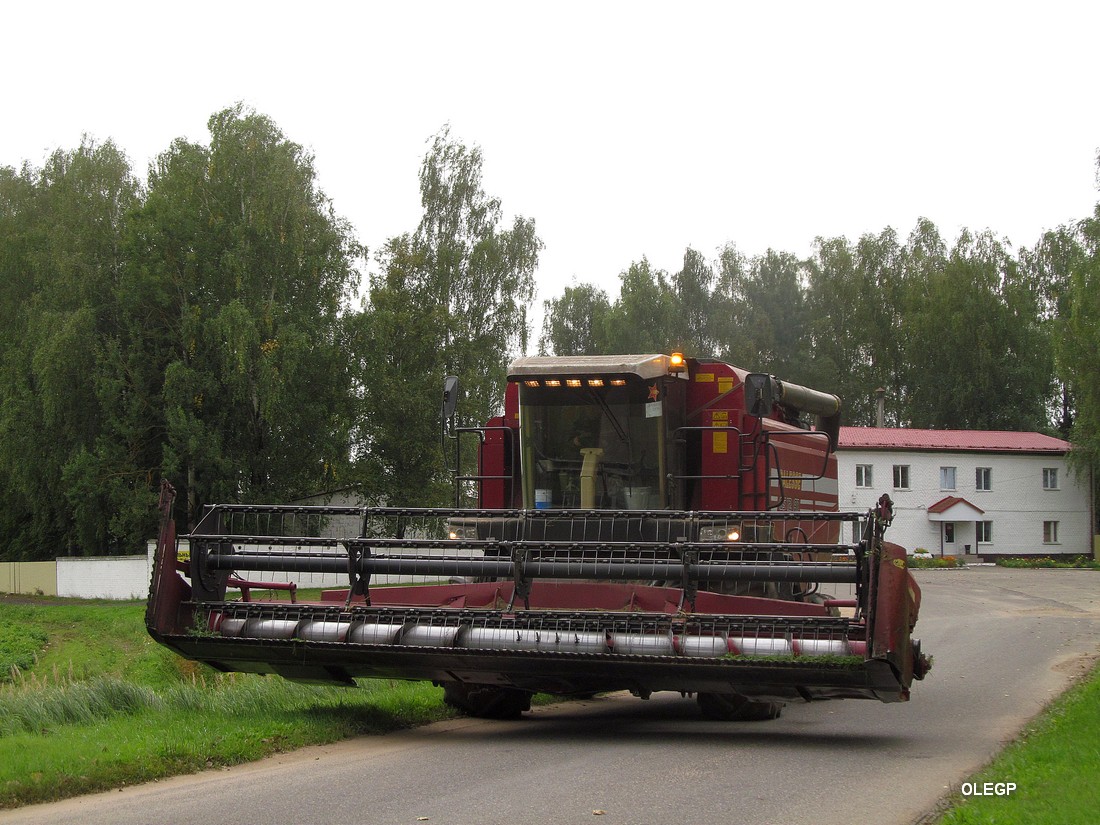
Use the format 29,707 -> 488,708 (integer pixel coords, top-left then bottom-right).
508,354 -> 671,381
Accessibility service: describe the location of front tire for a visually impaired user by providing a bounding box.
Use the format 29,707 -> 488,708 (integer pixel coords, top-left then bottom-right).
697,692 -> 783,721
441,682 -> 533,719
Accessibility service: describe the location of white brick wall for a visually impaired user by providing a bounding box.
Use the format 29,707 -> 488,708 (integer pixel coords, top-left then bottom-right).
838,449 -> 1092,557
51,543 -> 351,601
56,555 -> 152,600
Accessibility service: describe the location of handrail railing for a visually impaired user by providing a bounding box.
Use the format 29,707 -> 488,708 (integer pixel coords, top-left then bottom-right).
451,425 -> 517,508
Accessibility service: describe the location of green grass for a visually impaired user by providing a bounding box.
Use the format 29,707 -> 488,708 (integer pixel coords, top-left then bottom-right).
1,598 -> 183,687
0,596 -> 456,808
0,618 -> 48,677
0,672 -> 452,807
935,661 -> 1100,824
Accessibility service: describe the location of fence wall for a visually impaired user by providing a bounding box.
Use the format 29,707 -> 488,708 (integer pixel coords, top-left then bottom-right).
56,555 -> 152,600
2,543 -> 347,599
0,561 -> 58,596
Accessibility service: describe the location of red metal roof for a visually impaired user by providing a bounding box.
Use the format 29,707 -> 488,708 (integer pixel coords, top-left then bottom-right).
838,427 -> 1069,454
927,496 -> 985,515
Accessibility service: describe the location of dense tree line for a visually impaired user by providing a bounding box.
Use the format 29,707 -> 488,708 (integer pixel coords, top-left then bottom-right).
540,214 -> 1093,436
0,106 -> 1097,559
0,109 -> 536,559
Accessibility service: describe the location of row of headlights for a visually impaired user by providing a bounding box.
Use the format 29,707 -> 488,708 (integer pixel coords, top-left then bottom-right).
522,378 -> 629,388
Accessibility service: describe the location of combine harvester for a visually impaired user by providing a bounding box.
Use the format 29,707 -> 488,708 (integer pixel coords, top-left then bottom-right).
147,354 -> 931,720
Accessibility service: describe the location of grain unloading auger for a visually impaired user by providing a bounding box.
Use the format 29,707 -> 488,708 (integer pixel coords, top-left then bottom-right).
146,354 -> 931,719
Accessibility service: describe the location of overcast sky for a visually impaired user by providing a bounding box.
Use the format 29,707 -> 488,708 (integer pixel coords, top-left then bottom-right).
5,1 -> 1099,332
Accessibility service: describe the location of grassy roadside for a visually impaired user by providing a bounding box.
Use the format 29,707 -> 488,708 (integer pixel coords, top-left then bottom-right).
0,596 -> 456,809
933,660 -> 1100,825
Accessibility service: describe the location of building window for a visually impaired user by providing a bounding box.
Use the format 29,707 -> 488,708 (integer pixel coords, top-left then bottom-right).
892,465 -> 910,489
977,521 -> 993,543
940,466 -> 956,491
975,467 -> 991,491
1043,521 -> 1059,544
944,523 -> 955,543
1042,468 -> 1059,490
856,464 -> 873,488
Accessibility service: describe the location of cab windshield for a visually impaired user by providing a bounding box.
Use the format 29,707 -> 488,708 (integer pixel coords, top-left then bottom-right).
519,379 -> 665,510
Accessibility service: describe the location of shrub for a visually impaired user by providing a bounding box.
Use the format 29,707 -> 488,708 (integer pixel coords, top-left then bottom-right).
907,555 -> 965,569
997,556 -> 1100,570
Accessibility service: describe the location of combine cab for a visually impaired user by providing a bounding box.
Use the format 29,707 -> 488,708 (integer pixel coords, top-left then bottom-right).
147,354 -> 930,719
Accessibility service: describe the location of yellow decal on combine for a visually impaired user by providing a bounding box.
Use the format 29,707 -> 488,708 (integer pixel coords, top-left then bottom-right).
713,432 -> 728,453
893,558 -> 907,569
695,373 -> 715,382
779,471 -> 802,491
712,411 -> 728,424
718,377 -> 734,393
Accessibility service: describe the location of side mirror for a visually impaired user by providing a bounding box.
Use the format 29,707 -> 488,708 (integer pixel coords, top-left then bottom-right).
744,373 -> 775,418
442,376 -> 460,427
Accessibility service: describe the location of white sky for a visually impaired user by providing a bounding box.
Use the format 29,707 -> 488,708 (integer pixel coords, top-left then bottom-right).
4,1 -> 1099,336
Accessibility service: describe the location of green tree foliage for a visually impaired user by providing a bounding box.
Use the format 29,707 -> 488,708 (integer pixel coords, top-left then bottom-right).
0,140 -> 140,557
417,129 -> 541,423
807,229 -> 906,425
1021,225 -> 1085,437
538,282 -> 612,356
540,216 -> 1068,437
712,246 -> 812,383
0,108 -> 363,558
1056,198 -> 1100,468
601,259 -> 679,353
853,228 -> 909,423
539,252 -> 715,358
353,128 -> 541,506
351,235 -> 450,507
671,248 -> 717,354
123,105 -> 362,527
902,229 -> 1052,429
0,166 -> 39,557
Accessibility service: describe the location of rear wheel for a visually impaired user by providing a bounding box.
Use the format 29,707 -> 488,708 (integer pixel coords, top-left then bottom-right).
697,692 -> 783,721
803,591 -> 841,617
441,682 -> 533,719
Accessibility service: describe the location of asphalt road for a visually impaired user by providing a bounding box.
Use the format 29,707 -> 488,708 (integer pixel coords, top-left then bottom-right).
3,567 -> 1098,825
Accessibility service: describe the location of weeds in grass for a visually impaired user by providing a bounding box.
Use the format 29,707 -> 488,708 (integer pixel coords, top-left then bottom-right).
0,663 -> 445,739
0,668 -> 454,808
1,671 -> 158,736
0,619 -> 48,680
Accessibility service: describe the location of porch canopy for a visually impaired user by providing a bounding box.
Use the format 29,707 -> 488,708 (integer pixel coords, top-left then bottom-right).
926,496 -> 985,522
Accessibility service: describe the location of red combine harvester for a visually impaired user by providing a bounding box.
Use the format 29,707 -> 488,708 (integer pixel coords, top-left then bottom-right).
147,354 -> 930,720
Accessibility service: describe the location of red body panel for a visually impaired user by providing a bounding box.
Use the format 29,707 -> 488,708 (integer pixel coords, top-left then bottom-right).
687,361 -> 750,510
324,580 -> 836,617
479,415 -> 509,508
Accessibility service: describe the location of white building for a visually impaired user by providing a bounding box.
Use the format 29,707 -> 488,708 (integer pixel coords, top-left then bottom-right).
837,428 -> 1095,559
